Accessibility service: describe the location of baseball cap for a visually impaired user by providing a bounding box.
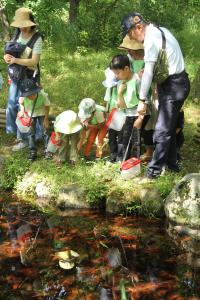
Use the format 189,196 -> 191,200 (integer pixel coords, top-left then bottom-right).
78,98 -> 96,120
121,12 -> 144,38
20,78 -> 41,97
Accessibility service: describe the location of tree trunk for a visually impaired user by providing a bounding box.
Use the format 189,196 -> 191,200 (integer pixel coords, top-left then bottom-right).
0,6 -> 11,41
69,0 -> 80,23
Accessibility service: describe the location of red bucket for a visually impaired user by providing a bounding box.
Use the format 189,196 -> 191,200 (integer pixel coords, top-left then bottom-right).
120,157 -> 141,180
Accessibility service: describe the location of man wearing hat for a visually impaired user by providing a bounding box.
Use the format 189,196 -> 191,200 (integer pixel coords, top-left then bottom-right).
3,7 -> 43,151
121,12 -> 190,178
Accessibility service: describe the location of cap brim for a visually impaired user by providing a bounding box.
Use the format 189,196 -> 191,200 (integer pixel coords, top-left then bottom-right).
21,87 -> 41,97
102,80 -> 118,88
78,110 -> 91,120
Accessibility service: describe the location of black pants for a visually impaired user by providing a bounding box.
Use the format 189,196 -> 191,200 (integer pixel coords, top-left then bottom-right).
108,128 -> 123,156
147,71 -> 190,176
122,115 -> 150,160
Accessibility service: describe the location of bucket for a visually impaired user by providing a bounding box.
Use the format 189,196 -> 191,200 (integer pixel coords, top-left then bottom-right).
120,157 -> 141,180
46,132 -> 62,153
106,108 -> 126,131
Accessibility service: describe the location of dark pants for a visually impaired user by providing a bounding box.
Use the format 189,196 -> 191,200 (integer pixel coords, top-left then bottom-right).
108,128 -> 123,156
147,71 -> 190,176
123,115 -> 150,160
28,116 -> 49,153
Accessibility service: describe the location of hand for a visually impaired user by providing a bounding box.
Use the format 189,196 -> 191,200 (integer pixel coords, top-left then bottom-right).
43,117 -> 49,129
4,54 -> 13,64
9,56 -> 18,64
137,101 -> 147,115
133,115 -> 144,129
17,111 -> 25,118
118,81 -> 127,95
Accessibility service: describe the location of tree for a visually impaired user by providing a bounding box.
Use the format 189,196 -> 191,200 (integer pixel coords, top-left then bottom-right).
69,0 -> 80,23
0,3 -> 10,41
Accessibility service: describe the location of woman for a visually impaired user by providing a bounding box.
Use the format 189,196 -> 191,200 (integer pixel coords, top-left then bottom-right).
4,7 -> 43,151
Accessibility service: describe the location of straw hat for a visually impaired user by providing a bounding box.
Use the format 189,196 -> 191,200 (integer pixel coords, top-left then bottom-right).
118,35 -> 143,51
11,7 -> 36,28
54,110 -> 82,135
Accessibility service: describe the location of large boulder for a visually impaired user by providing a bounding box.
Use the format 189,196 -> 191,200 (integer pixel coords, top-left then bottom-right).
165,173 -> 200,226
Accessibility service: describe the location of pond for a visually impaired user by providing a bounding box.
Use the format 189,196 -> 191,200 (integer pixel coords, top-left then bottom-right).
0,193 -> 200,300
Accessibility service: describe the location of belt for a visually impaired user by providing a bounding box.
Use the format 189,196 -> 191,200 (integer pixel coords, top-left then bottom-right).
168,70 -> 186,79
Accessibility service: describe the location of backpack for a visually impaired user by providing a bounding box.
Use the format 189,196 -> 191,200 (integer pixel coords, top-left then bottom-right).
153,27 -> 169,84
5,31 -> 42,83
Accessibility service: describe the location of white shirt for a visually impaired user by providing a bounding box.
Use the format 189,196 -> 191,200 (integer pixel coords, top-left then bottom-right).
144,24 -> 184,75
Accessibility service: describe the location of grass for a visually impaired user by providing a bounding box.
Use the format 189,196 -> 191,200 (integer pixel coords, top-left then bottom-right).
0,44 -> 200,217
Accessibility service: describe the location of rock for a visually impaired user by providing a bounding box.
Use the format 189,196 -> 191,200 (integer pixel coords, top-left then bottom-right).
35,182 -> 51,198
165,173 -> 200,226
139,187 -> 164,217
57,183 -> 88,209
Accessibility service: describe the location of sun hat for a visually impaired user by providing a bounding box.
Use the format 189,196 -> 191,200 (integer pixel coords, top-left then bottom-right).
118,35 -> 144,51
121,12 -> 144,38
78,98 -> 96,120
102,68 -> 118,88
20,78 -> 41,97
54,110 -> 82,134
11,7 -> 36,28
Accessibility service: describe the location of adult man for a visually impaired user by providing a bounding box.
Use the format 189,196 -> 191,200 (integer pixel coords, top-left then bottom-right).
122,12 -> 190,178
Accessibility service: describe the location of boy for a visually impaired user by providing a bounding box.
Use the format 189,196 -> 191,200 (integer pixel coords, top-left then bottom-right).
78,98 -> 107,160
46,110 -> 82,165
102,68 -> 123,162
17,78 -> 50,161
110,54 -> 149,160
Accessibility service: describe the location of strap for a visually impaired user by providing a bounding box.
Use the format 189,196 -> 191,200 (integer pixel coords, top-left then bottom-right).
28,94 -> 38,126
12,29 -> 20,42
26,31 -> 41,50
157,27 -> 166,50
122,127 -> 134,163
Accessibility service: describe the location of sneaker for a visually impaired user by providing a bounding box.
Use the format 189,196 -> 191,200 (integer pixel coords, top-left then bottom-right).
28,151 -> 37,161
109,153 -> 117,163
45,151 -> 53,160
12,141 -> 28,152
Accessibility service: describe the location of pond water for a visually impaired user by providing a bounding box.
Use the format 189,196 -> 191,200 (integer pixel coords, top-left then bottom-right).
0,193 -> 200,300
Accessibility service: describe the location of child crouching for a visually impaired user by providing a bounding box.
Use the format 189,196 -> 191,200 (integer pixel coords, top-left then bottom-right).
46,110 -> 82,165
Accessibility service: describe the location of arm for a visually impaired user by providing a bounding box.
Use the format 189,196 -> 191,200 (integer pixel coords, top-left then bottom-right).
117,81 -> 127,109
5,53 -> 41,68
137,61 -> 155,115
18,97 -> 25,117
43,105 -> 50,129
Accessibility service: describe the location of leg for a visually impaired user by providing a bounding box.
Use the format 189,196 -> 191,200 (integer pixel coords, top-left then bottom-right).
147,100 -> 183,176
28,118 -> 37,161
84,127 -> 98,157
96,124 -> 108,158
122,116 -> 135,160
6,81 -> 20,135
58,135 -> 70,162
69,132 -> 80,163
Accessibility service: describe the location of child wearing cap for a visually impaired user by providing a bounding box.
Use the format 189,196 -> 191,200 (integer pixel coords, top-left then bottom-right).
46,110 -> 82,165
110,54 -> 150,160
78,98 -> 108,160
17,78 -> 50,161
102,68 -> 124,162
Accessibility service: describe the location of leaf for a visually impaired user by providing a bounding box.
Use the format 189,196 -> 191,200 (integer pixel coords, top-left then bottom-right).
59,260 -> 75,270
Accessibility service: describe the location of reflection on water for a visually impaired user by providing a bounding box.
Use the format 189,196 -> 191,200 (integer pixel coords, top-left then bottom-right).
0,193 -> 200,299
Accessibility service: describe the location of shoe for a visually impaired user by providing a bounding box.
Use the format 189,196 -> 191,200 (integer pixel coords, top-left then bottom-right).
69,160 -> 76,166
28,151 -> 37,161
167,164 -> 181,173
12,141 -> 28,152
116,156 -> 123,162
109,153 -> 117,163
45,151 -> 53,160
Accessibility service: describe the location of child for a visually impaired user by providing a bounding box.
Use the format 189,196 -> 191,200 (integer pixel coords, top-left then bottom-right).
102,68 -> 123,162
46,110 -> 82,165
110,54 -> 149,160
17,78 -> 50,161
78,98 -> 107,160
